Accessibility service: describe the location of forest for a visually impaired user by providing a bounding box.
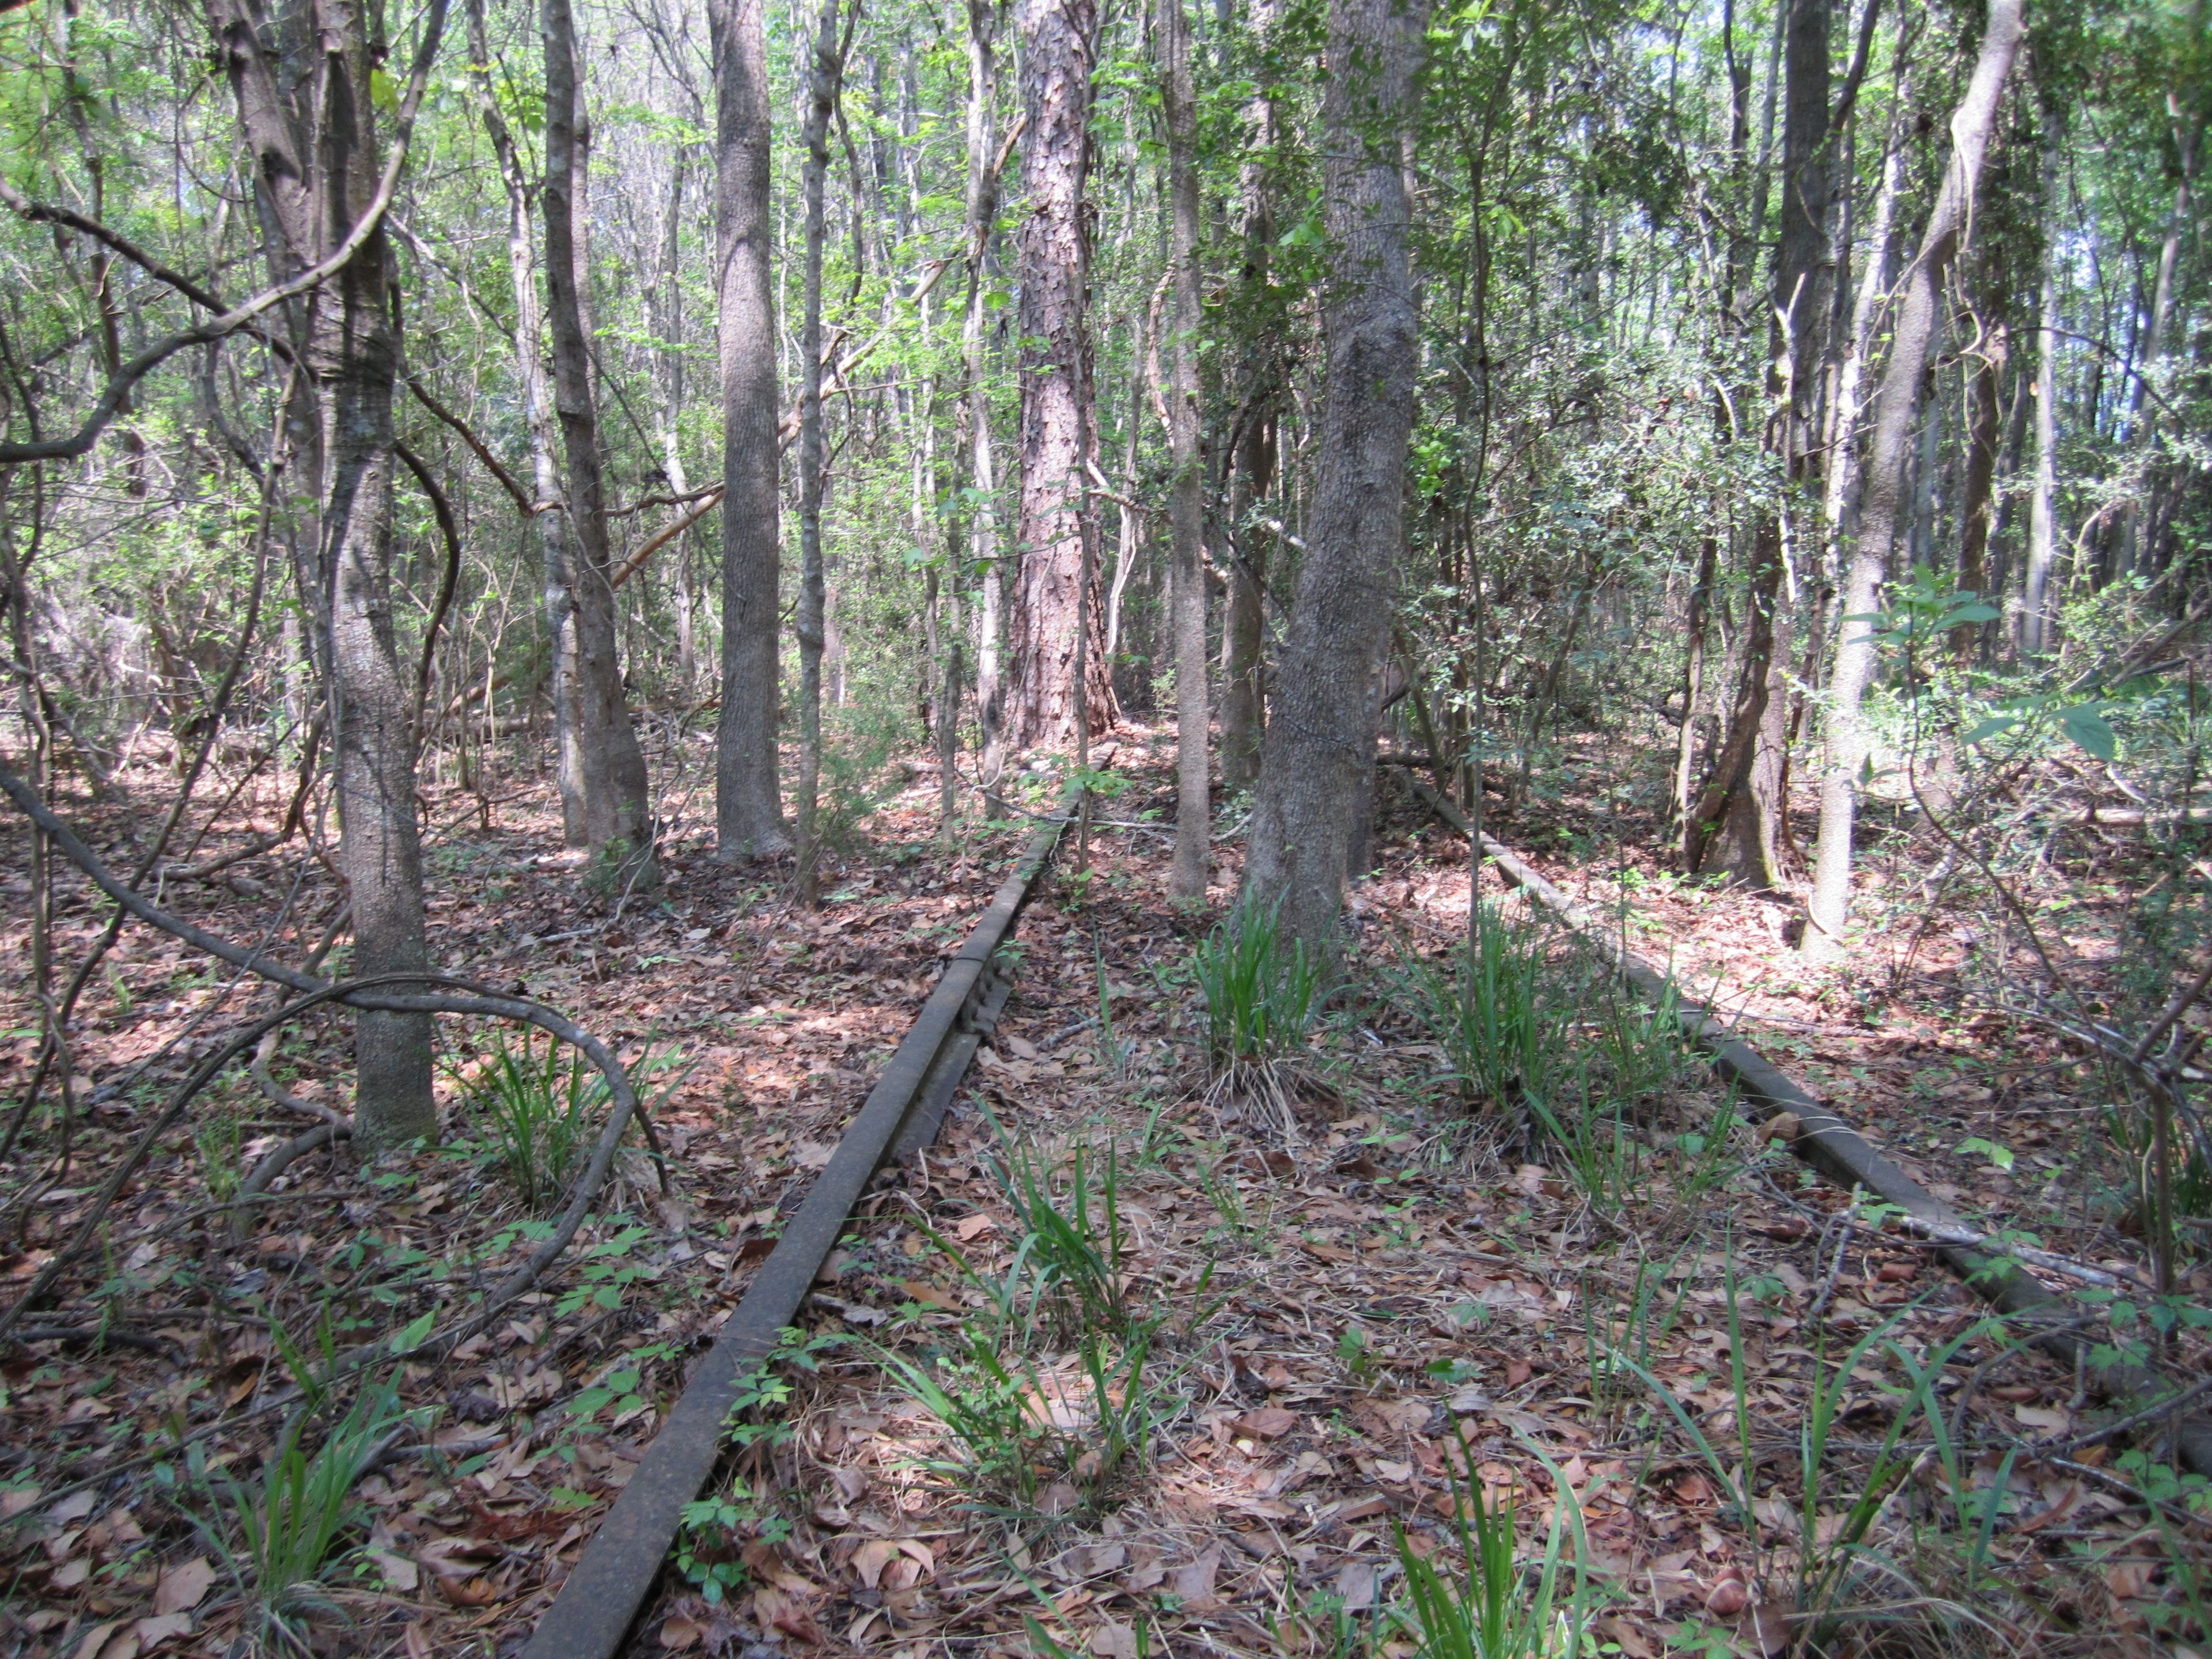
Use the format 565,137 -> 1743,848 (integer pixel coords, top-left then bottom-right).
5,0 -> 2212,1650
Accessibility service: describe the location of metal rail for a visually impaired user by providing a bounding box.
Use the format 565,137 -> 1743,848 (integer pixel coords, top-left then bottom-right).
1403,773 -> 2212,1476
521,798 -> 1076,1659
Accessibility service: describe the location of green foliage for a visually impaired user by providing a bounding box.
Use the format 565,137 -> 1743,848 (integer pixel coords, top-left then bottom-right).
1193,900 -> 1322,1072
987,1123 -> 1137,1339
1393,906 -> 1563,1112
1393,1437 -> 1582,1659
192,1382 -> 413,1652
460,1028 -> 599,1210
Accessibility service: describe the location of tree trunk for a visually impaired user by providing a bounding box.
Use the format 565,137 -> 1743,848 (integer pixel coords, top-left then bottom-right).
1160,0 -> 1207,901
1007,0 -> 1116,753
1805,0 -> 2027,960
1240,0 -> 1429,956
794,0 -> 842,907
544,0 -> 658,892
209,0 -> 442,1153
1218,0 -> 1281,794
2022,124 -> 2062,654
465,0 -> 586,847
1671,529 -> 1717,840
1956,319 -> 2008,659
961,0 -> 1007,786
1686,0 -> 1835,888
710,0 -> 790,857
1821,79 -> 1907,579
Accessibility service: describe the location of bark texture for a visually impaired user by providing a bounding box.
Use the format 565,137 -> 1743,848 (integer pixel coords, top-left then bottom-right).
543,0 -> 658,891
1805,0 -> 2025,959
960,0 -> 1005,782
710,0 -> 789,856
210,0 -> 439,1153
1684,0 -> 1834,887
1007,0 -> 1116,752
1160,0 -> 1208,901
1240,0 -> 1429,955
794,0 -> 841,906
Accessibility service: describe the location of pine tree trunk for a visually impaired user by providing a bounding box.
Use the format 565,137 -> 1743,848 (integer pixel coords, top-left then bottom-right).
209,0 -> 440,1153
1008,0 -> 1116,753
710,0 -> 790,857
1240,0 -> 1429,955
544,0 -> 658,892
1160,0 -> 1208,902
1805,0 -> 2027,960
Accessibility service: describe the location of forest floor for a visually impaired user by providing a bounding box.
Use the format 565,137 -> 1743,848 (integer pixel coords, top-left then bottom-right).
1,719 -> 2206,1659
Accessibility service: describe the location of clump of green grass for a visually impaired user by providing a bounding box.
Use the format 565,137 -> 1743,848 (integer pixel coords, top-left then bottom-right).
1192,900 -> 1324,1140
459,1028 -> 601,1210
193,1381 -> 411,1654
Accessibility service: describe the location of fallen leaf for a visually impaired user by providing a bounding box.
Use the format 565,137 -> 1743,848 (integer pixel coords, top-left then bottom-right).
1236,1407 -> 1298,1440
953,1214 -> 997,1242
368,1550 -> 419,1592
154,1558 -> 216,1616
1335,1562 -> 1378,1612
1089,1622 -> 1138,1659
0,1486 -> 41,1519
2014,1404 -> 2070,1433
1172,1547 -> 1221,1607
1447,1385 -> 1492,1415
660,1619 -> 703,1651
852,1539 -> 900,1590
130,1617 -> 192,1651
74,1624 -> 122,1659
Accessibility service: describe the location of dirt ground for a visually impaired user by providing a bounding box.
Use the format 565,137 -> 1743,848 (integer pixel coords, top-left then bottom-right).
2,722 -> 2205,1659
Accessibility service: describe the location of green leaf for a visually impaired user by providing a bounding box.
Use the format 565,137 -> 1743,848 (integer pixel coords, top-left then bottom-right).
1957,1136 -> 2014,1172
1937,603 -> 2002,627
1960,715 -> 2019,745
2058,704 -> 2117,761
389,1311 -> 436,1354
369,66 -> 399,115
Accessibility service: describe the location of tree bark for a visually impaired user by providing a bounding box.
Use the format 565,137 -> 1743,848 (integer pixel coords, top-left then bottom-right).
1805,0 -> 2026,960
710,0 -> 789,857
1686,0 -> 1837,887
794,0 -> 842,907
543,0 -> 658,892
1956,319 -> 2008,660
1007,0 -> 1116,752
2022,119 -> 2062,654
1160,0 -> 1208,901
209,0 -> 443,1153
465,0 -> 586,847
960,0 -> 1008,785
1218,0 -> 1281,794
1240,0 -> 1429,956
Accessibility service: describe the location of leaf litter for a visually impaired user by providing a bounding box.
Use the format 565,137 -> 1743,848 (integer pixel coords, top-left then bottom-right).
1,724 -> 2207,1659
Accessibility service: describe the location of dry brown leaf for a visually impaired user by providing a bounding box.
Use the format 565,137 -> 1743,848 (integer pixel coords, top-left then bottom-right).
151,1566 -> 213,1619
1236,1406 -> 1298,1440
1171,1547 -> 1221,1607
130,1616 -> 192,1651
